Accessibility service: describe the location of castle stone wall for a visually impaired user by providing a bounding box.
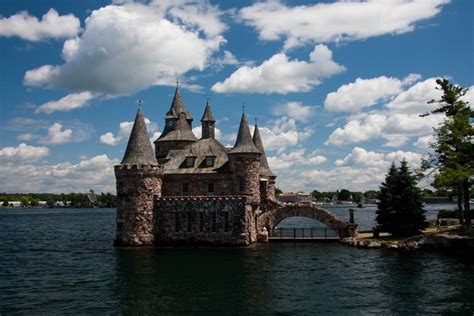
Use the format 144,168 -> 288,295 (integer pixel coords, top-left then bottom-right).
114,165 -> 162,246
154,196 -> 257,246
229,154 -> 261,205
162,174 -> 233,196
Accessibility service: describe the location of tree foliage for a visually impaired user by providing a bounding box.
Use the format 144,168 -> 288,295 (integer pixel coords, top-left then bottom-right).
422,79 -> 473,228
376,160 -> 426,237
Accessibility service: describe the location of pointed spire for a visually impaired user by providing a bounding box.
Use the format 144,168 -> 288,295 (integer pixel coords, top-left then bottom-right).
229,112 -> 261,154
165,85 -> 192,121
253,122 -> 275,177
201,98 -> 216,122
121,108 -> 157,165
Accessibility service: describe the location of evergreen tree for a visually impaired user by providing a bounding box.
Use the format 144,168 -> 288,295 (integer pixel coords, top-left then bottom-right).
421,79 -> 473,228
376,160 -> 426,237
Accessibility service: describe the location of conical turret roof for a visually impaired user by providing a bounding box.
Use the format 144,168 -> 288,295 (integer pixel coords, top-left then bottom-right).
165,86 -> 192,121
229,113 -> 261,154
201,99 -> 216,122
121,108 -> 157,165
253,123 -> 275,177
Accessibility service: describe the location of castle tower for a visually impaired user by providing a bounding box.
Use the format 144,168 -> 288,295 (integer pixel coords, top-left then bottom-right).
253,122 -> 277,201
228,112 -> 262,205
114,108 -> 162,247
200,99 -> 216,139
154,85 -> 197,163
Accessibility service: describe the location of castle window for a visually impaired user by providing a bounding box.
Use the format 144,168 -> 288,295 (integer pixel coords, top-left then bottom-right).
168,120 -> 174,127
238,177 -> 245,193
199,213 -> 204,232
186,157 -> 195,167
224,212 -> 229,232
207,182 -> 214,195
182,183 -> 189,195
205,156 -> 215,167
117,181 -> 124,195
186,212 -> 192,232
175,213 -> 181,232
211,212 -> 217,232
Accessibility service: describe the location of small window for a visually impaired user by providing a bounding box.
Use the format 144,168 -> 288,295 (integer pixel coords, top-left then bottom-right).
208,182 -> 214,195
175,213 -> 181,232
205,156 -> 214,167
238,177 -> 245,192
168,120 -> 174,127
117,181 -> 124,195
199,213 -> 204,232
186,157 -> 195,167
187,212 -> 192,232
224,212 -> 229,232
182,183 -> 189,195
211,212 -> 217,232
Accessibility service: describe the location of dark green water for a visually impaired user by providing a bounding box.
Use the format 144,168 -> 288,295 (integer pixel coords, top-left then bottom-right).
1,208 -> 473,314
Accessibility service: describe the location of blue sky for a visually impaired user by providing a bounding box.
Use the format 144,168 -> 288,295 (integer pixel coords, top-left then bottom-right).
0,0 -> 472,193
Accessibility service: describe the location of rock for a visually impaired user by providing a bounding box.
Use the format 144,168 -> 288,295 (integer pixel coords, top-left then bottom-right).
405,241 -> 419,249
367,242 -> 382,248
386,243 -> 398,249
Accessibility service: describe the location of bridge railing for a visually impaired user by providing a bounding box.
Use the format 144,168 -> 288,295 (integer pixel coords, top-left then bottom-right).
270,227 -> 339,239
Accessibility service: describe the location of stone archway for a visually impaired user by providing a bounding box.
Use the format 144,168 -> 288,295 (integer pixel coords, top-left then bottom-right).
258,203 -> 358,238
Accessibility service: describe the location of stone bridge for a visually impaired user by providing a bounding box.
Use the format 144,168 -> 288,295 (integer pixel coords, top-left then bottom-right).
258,201 -> 358,238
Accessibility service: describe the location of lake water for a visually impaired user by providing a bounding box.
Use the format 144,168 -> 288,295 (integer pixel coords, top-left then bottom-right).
1,208 -> 473,314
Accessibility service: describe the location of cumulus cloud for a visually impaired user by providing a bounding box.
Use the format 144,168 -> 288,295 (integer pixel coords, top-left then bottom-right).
36,92 -> 95,114
258,116 -> 314,153
100,118 -> 157,146
267,149 -> 326,170
414,135 -> 435,150
335,147 -> 422,168
272,101 -> 315,122
211,44 -> 345,94
239,0 -> 449,49
0,143 -> 49,162
24,2 -> 225,95
41,123 -> 72,145
0,154 -> 119,193
0,8 -> 80,41
325,78 -> 446,146
324,75 -> 420,112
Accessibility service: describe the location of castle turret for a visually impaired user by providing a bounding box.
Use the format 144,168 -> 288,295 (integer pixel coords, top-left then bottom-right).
253,121 -> 277,201
228,113 -> 261,205
200,99 -> 216,139
115,108 -> 162,247
154,85 -> 197,163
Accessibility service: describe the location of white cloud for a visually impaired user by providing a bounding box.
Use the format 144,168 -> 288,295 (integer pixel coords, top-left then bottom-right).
268,149 -> 326,170
0,143 -> 49,162
239,0 -> 449,49
272,101 -> 314,122
0,154 -> 119,193
211,44 -> 345,94
36,92 -> 95,114
213,50 -> 239,68
335,147 -> 422,168
24,2 -> 225,95
387,78 -> 442,114
40,123 -> 72,145
324,75 -> 418,112
0,8 -> 80,41
414,135 -> 435,150
258,116 -> 314,153
325,78 -> 447,147
100,118 -> 157,146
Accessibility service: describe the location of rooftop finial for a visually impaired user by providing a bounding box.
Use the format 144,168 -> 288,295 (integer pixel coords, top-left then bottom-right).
137,99 -> 143,109
255,117 -> 258,126
242,101 -> 245,113
176,75 -> 179,88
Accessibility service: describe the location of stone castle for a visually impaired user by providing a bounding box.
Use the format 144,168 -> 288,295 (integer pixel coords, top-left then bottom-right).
114,86 -> 278,246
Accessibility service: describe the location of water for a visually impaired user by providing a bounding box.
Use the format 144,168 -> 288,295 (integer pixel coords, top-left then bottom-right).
1,208 -> 473,314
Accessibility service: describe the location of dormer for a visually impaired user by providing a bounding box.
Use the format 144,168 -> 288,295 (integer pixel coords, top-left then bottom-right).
185,148 -> 196,168
204,146 -> 216,167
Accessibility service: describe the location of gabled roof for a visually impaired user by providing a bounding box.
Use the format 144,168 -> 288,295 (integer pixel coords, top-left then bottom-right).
229,113 -> 261,154
200,99 -> 216,122
165,86 -> 192,121
121,109 -> 157,165
157,113 -> 198,142
253,123 -> 276,177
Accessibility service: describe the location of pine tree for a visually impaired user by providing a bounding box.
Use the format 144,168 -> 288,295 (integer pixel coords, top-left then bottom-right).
376,160 -> 426,237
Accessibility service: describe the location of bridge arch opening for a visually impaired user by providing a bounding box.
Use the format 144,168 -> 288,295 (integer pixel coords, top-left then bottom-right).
272,216 -> 338,238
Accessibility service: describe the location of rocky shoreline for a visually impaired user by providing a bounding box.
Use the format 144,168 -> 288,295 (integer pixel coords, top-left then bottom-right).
341,234 -> 474,250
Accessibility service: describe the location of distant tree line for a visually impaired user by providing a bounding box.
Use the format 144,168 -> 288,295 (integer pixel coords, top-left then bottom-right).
0,192 -> 117,208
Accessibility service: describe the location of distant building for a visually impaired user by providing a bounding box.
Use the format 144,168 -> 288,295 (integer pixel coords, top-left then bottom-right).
278,192 -> 314,204
115,86 -> 277,247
